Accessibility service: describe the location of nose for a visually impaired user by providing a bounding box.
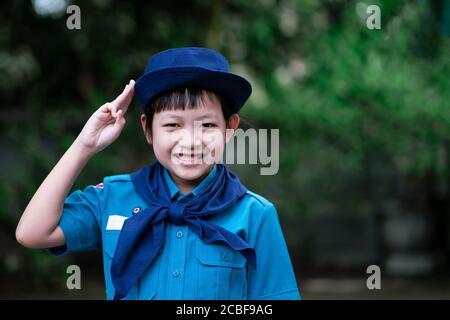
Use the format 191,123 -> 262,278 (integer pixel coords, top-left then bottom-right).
177,126 -> 203,153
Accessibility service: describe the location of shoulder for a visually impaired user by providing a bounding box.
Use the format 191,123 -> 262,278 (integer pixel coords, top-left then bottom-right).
238,188 -> 278,222
89,173 -> 139,212
98,173 -> 135,194
89,173 -> 134,197
88,173 -> 132,190
103,173 -> 132,184
237,189 -> 284,241
242,189 -> 273,208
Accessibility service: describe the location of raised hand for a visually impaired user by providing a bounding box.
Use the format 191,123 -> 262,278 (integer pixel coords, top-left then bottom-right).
76,80 -> 135,154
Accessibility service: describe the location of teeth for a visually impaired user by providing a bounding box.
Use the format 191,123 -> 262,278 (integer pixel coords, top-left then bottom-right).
176,153 -> 202,163
179,153 -> 201,158
179,157 -> 201,161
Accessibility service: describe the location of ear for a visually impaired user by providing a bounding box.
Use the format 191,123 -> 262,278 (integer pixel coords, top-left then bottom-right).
140,114 -> 152,144
225,114 -> 240,143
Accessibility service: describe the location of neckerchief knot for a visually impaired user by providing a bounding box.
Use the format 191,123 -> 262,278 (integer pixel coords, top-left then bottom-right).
168,202 -> 187,225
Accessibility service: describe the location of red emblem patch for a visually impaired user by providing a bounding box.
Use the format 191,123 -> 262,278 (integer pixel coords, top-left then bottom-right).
95,182 -> 104,189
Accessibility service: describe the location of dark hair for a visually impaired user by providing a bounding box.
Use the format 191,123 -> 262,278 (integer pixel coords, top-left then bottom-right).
144,86 -> 235,135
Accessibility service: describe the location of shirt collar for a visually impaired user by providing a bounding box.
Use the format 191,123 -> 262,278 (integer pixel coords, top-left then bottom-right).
163,164 -> 218,201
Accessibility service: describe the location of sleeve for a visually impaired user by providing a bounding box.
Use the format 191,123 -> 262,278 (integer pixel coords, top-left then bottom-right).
247,203 -> 301,300
47,183 -> 105,256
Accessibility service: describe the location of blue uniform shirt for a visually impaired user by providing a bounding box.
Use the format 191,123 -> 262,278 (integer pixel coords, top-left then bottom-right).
49,164 -> 301,300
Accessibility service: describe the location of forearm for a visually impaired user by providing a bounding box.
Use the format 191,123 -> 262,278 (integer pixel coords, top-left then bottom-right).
16,137 -> 95,247
16,80 -> 134,248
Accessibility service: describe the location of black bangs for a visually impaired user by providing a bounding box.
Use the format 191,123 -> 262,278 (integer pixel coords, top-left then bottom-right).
144,86 -> 234,133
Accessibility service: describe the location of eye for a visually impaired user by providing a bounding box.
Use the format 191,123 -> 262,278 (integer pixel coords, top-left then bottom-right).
202,123 -> 217,128
164,123 -> 179,127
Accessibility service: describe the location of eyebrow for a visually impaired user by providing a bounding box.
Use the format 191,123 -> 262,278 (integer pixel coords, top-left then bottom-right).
163,112 -> 219,120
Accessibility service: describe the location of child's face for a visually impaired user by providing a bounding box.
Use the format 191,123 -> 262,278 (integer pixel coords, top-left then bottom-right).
140,94 -> 239,192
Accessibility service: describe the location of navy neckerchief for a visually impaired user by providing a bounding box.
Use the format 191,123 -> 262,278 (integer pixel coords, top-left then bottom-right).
110,161 -> 256,300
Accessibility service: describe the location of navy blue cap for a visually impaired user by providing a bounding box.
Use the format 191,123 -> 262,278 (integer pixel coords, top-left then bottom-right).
135,47 -> 252,113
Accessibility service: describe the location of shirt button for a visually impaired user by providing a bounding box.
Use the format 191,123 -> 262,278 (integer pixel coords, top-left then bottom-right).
176,231 -> 183,238
222,253 -> 230,262
172,270 -> 180,278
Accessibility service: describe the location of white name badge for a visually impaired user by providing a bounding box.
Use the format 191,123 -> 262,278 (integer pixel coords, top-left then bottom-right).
106,215 -> 128,231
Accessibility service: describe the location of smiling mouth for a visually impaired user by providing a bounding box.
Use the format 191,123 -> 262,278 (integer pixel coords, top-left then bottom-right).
175,153 -> 204,164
